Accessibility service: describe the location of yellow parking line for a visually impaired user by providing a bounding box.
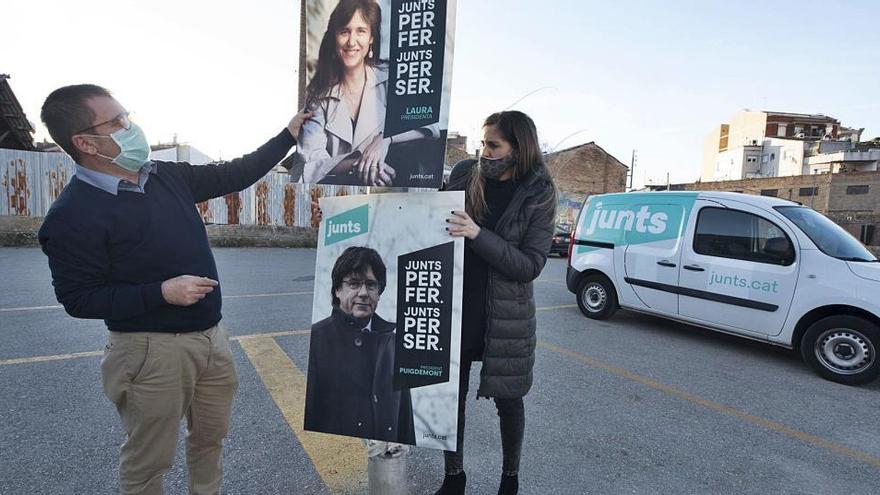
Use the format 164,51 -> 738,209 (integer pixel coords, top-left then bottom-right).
536,304 -> 577,312
233,329 -> 311,340
0,302 -> 578,367
239,337 -> 367,494
538,341 -> 880,470
0,329 -> 309,366
0,291 -> 314,313
0,350 -> 103,366
0,304 -> 64,313
224,291 -> 313,300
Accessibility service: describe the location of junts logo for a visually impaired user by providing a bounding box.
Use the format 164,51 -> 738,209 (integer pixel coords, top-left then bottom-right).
584,202 -> 668,236
324,204 -> 369,246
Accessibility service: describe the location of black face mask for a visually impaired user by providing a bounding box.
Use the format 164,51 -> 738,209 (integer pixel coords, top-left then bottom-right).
478,154 -> 515,180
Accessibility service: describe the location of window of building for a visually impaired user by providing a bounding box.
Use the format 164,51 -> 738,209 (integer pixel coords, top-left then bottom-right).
799,187 -> 818,197
761,189 -> 778,197
694,208 -> 794,265
777,124 -> 787,137
746,156 -> 758,164
770,153 -> 776,160
846,185 -> 869,195
861,225 -> 875,245
762,154 -> 769,164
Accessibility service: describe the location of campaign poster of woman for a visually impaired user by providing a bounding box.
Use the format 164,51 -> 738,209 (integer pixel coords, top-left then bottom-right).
292,0 -> 456,188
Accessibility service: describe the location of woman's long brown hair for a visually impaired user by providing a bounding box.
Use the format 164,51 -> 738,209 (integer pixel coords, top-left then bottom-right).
305,0 -> 382,110
467,111 -> 552,222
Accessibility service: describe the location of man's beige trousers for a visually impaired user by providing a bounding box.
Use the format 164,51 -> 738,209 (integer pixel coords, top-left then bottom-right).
101,325 -> 238,495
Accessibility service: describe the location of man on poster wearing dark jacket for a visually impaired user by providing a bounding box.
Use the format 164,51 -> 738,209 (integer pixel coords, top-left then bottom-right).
305,246 -> 416,444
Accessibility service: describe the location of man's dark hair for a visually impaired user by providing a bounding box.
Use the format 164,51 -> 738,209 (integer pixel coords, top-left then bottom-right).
331,246 -> 386,306
40,84 -> 112,162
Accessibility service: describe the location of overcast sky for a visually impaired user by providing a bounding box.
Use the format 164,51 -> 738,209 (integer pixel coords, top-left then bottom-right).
6,0 -> 879,186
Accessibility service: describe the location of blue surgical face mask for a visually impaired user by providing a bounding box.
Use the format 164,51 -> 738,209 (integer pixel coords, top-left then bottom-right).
87,122 -> 151,172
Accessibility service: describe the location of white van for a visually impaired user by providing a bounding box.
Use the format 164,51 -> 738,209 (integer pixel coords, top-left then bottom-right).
566,191 -> 880,385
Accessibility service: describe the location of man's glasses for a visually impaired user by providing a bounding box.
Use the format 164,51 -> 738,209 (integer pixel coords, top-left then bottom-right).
342,278 -> 379,292
75,111 -> 132,135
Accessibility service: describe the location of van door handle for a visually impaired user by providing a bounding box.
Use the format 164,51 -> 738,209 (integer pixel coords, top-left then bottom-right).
683,264 -> 705,272
656,260 -> 677,267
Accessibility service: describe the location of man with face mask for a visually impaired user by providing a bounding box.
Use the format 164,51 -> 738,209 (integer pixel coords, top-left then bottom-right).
304,246 -> 415,444
37,84 -> 311,495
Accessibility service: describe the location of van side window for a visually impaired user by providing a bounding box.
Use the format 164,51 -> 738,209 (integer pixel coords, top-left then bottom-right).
694,208 -> 795,265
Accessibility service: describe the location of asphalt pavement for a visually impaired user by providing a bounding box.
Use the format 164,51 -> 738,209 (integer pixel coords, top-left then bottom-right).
1,247 -> 879,494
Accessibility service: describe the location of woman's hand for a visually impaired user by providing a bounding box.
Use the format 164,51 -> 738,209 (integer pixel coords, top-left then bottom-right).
357,133 -> 390,185
374,163 -> 396,186
446,210 -> 481,240
287,110 -> 313,139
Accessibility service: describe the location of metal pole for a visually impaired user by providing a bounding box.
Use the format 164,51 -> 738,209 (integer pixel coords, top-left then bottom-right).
628,150 -> 636,191
366,441 -> 410,495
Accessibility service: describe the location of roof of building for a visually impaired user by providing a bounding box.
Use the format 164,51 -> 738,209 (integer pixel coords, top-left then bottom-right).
761,110 -> 839,122
598,190 -> 799,208
0,75 -> 36,150
698,190 -> 799,207
545,141 -> 628,169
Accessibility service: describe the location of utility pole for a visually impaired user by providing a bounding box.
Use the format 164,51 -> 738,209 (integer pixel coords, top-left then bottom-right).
627,150 -> 637,191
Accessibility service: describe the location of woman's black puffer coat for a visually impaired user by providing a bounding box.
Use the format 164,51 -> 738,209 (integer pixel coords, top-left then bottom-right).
446,159 -> 556,398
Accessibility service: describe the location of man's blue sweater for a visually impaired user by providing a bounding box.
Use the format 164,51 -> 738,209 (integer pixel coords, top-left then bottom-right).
38,129 -> 296,333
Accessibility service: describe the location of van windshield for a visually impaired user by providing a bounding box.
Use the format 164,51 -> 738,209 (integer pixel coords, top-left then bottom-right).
775,206 -> 877,262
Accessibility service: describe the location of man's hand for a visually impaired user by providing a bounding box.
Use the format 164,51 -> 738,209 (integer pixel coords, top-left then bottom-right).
161,275 -> 219,306
287,110 -> 313,139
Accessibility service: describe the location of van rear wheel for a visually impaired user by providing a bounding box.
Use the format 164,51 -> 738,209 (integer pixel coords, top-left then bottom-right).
577,274 -> 618,320
801,315 -> 880,385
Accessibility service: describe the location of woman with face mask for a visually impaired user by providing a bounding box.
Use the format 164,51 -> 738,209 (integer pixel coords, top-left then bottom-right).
441,111 -> 557,495
297,0 -> 439,186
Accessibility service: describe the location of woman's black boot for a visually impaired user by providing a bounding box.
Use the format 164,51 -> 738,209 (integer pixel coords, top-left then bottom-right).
434,472 -> 466,495
497,474 -> 518,495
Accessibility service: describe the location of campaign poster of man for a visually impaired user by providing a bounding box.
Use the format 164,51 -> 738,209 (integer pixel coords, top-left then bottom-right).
291,0 -> 457,188
304,191 -> 464,450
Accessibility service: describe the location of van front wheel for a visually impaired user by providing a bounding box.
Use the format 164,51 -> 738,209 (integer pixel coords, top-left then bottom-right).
801,315 -> 880,385
577,274 -> 618,320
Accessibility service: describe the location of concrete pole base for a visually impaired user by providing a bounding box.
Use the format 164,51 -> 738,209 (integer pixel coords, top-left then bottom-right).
368,451 -> 409,495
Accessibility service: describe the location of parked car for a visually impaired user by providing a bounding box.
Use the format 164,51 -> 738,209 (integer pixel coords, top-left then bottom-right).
550,226 -> 571,257
566,191 -> 880,385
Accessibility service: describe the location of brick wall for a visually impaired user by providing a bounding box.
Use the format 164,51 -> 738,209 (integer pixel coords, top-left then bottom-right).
826,172 -> 880,212
673,171 -> 880,247
680,174 -> 833,212
545,143 -> 627,199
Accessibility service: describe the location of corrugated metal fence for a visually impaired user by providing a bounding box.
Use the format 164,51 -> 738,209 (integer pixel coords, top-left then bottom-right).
0,149 -> 367,228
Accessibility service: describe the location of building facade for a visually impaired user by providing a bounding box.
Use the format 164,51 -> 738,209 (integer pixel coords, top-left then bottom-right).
544,142 -> 628,226
665,172 -> 880,250
701,110 -> 875,181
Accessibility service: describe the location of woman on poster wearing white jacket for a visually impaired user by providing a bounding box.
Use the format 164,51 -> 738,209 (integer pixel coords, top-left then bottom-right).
298,0 -> 439,186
